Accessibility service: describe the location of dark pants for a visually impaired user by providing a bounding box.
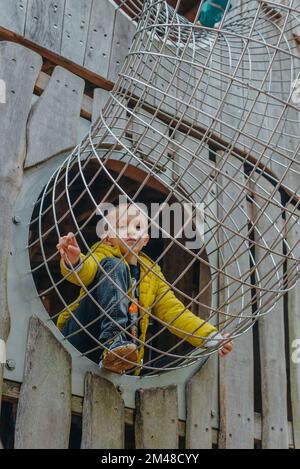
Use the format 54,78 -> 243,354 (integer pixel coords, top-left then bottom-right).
62,257 -> 131,363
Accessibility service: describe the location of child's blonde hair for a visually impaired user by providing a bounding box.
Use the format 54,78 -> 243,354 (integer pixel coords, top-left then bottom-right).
96,202 -> 148,240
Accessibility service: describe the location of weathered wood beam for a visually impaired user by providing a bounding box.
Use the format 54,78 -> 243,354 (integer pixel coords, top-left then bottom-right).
218,153 -> 255,449
126,97 -> 300,209
186,358 -> 215,449
0,25 -> 114,91
14,316 -> 72,449
254,179 -> 289,449
286,207 -> 300,449
135,386 -> 179,448
25,66 -> 85,168
81,373 -> 125,449
0,41 -> 42,447
3,377 -> 295,447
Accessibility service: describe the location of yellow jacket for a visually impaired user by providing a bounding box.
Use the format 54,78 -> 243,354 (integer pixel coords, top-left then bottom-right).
57,242 -> 218,375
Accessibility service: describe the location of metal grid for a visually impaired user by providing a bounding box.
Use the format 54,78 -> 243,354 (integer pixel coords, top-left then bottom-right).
28,0 -> 300,375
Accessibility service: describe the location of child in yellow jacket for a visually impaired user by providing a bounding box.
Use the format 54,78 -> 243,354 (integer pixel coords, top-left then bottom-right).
57,203 -> 233,374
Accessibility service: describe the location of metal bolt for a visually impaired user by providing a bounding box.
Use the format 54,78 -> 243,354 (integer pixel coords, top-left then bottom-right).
12,216 -> 21,224
211,409 -> 216,418
6,359 -> 16,371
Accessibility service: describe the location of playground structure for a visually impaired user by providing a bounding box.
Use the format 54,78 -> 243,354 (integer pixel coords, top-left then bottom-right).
0,0 -> 300,449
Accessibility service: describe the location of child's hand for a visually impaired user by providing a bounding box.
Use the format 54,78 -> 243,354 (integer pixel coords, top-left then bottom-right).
57,232 -> 81,267
218,333 -> 234,358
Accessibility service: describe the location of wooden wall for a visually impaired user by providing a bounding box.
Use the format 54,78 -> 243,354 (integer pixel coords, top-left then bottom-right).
0,0 -> 299,449
0,0 -> 136,82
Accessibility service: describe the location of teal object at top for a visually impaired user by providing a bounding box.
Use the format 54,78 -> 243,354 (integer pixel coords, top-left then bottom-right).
199,0 -> 232,27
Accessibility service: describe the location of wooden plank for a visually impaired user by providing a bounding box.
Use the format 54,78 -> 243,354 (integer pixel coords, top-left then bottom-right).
91,87 -> 126,149
186,359 -> 215,449
34,70 -> 93,120
242,3 -> 296,446
154,43 -> 178,118
191,38 -> 222,134
2,378 -> 295,447
25,0 -> 65,54
81,373 -> 125,449
0,0 -> 28,35
135,386 -> 178,449
240,3 -> 299,193
216,2 -> 255,447
125,37 -> 176,180
92,87 -> 110,124
253,178 -> 289,448
14,316 -> 72,449
185,158 -> 218,449
88,6 -> 133,162
61,0 -> 93,66
83,0 -> 116,78
0,40 -> 42,418
0,24 -> 114,91
25,65 -> 85,168
108,8 -> 136,82
94,7 -> 134,153
128,108 -> 173,177
217,154 -> 254,449
287,206 -> 300,449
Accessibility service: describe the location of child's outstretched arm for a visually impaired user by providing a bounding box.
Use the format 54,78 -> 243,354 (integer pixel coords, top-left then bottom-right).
153,264 -> 233,356
57,232 -> 99,287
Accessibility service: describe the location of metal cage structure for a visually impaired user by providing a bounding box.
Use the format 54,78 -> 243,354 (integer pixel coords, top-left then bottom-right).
25,0 -> 300,375
1,0 -> 300,449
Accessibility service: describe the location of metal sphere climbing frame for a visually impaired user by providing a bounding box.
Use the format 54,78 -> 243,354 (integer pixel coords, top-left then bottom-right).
28,0 -> 300,375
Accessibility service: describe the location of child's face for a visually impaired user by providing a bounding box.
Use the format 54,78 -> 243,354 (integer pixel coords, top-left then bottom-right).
104,204 -> 149,255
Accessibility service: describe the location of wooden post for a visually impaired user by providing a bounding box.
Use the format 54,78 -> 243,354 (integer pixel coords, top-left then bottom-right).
186,359 -> 215,448
25,65 -> 85,168
83,0 -> 116,78
0,42 -> 42,443
25,0 -> 65,54
253,180 -> 289,448
92,88 -> 110,124
81,372 -> 125,449
0,0 -> 28,35
14,316 -> 72,449
217,154 -> 254,449
286,206 -> 300,449
135,386 -> 178,449
61,0 -> 93,66
108,7 -> 136,83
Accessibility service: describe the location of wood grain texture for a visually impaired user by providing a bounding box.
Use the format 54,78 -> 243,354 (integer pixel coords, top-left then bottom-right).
287,208 -> 300,449
128,108 -> 173,176
254,180 -> 289,449
81,372 -> 125,449
0,24 -> 114,90
135,386 -> 178,449
0,41 -> 42,416
61,0 -> 93,66
25,0 -> 65,53
217,153 -> 254,449
108,8 -> 136,82
25,65 -> 85,168
186,358 -> 215,449
0,0 -> 28,35
83,0 -> 116,78
92,87 -> 110,124
14,316 -> 72,449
